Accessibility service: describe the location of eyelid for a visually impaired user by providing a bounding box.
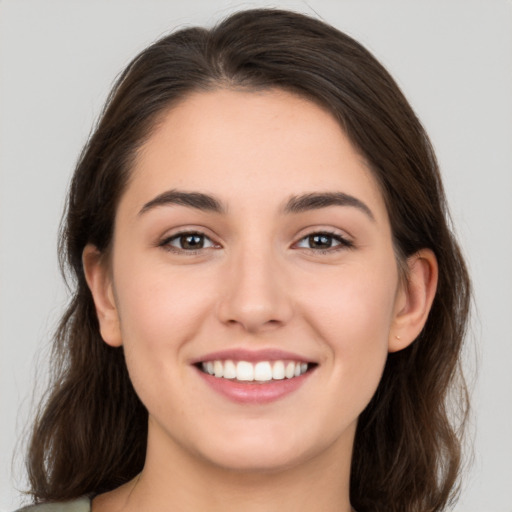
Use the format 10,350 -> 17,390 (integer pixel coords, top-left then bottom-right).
157,227 -> 222,254
292,229 -> 354,252
155,225 -> 354,255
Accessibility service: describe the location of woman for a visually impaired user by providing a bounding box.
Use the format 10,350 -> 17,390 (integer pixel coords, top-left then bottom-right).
19,8 -> 470,512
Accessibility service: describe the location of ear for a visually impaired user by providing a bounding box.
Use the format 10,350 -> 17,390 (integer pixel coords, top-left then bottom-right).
389,249 -> 438,353
82,244 -> 123,347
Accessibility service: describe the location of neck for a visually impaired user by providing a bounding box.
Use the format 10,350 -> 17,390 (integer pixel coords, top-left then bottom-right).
93,418 -> 356,512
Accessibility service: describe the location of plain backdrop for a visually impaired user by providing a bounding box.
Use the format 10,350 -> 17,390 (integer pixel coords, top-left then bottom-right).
1,1 -> 511,510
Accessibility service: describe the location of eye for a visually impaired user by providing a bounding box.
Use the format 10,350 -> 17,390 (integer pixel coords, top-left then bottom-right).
160,232 -> 217,252
295,232 -> 353,251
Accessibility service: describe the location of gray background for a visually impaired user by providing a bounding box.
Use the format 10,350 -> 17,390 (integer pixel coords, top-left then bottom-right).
1,0 -> 511,510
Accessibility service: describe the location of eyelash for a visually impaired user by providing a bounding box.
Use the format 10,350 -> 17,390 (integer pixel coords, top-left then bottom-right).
294,231 -> 354,254
158,231 -> 218,255
158,230 -> 353,255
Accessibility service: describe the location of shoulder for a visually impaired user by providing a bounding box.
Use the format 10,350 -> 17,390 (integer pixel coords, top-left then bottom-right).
14,497 -> 91,512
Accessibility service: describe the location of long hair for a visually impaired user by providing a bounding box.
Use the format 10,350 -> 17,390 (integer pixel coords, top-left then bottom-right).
26,9 -> 471,511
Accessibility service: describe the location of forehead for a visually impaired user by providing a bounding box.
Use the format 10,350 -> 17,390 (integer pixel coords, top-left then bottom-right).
122,88 -> 388,221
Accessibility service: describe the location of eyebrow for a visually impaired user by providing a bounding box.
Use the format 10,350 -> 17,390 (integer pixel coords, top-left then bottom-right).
139,189 -> 225,215
138,189 -> 374,221
284,192 -> 375,221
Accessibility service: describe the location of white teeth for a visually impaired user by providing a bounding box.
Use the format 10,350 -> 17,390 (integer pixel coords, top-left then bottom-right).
236,361 -> 254,381
272,360 -> 285,380
285,362 -> 295,379
201,359 -> 310,382
214,360 -> 224,378
223,360 -> 237,379
254,361 -> 272,381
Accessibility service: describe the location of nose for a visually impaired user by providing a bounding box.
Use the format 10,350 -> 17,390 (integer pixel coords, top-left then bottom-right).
216,245 -> 293,333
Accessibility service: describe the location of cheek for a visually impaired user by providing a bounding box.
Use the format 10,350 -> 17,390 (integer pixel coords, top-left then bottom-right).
299,259 -> 398,402
114,256 -> 215,345
301,258 -> 398,339
111,257 -> 219,392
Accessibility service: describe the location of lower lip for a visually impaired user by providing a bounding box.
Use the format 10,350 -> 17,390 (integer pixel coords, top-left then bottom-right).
195,367 -> 313,404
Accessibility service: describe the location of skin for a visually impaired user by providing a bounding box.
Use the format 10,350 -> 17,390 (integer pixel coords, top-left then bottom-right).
84,88 -> 438,512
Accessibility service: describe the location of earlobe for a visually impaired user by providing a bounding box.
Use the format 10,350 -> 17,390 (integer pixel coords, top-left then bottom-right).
389,249 -> 438,353
82,244 -> 123,347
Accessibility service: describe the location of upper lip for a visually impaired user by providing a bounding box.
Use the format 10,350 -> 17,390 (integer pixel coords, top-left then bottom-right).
190,348 -> 315,364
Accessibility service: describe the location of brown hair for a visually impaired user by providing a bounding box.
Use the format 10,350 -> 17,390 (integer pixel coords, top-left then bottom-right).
26,8 -> 471,511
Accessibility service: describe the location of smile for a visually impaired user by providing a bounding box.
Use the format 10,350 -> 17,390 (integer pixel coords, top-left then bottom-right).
193,349 -> 316,403
200,360 -> 309,382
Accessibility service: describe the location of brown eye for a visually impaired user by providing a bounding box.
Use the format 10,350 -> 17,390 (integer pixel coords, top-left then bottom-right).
308,234 -> 334,249
179,234 -> 205,249
295,232 -> 353,251
162,232 -> 216,251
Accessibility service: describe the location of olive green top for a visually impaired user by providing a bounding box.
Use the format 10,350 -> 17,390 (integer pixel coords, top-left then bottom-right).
15,497 -> 91,512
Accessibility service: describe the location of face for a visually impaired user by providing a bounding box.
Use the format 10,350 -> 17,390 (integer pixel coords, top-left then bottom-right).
88,89 -> 410,474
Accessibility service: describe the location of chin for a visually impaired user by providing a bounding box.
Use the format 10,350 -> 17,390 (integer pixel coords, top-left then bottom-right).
189,421 -> 333,474
200,443 -> 310,474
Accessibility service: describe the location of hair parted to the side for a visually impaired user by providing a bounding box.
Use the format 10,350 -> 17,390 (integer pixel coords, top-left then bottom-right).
26,8 -> 471,512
